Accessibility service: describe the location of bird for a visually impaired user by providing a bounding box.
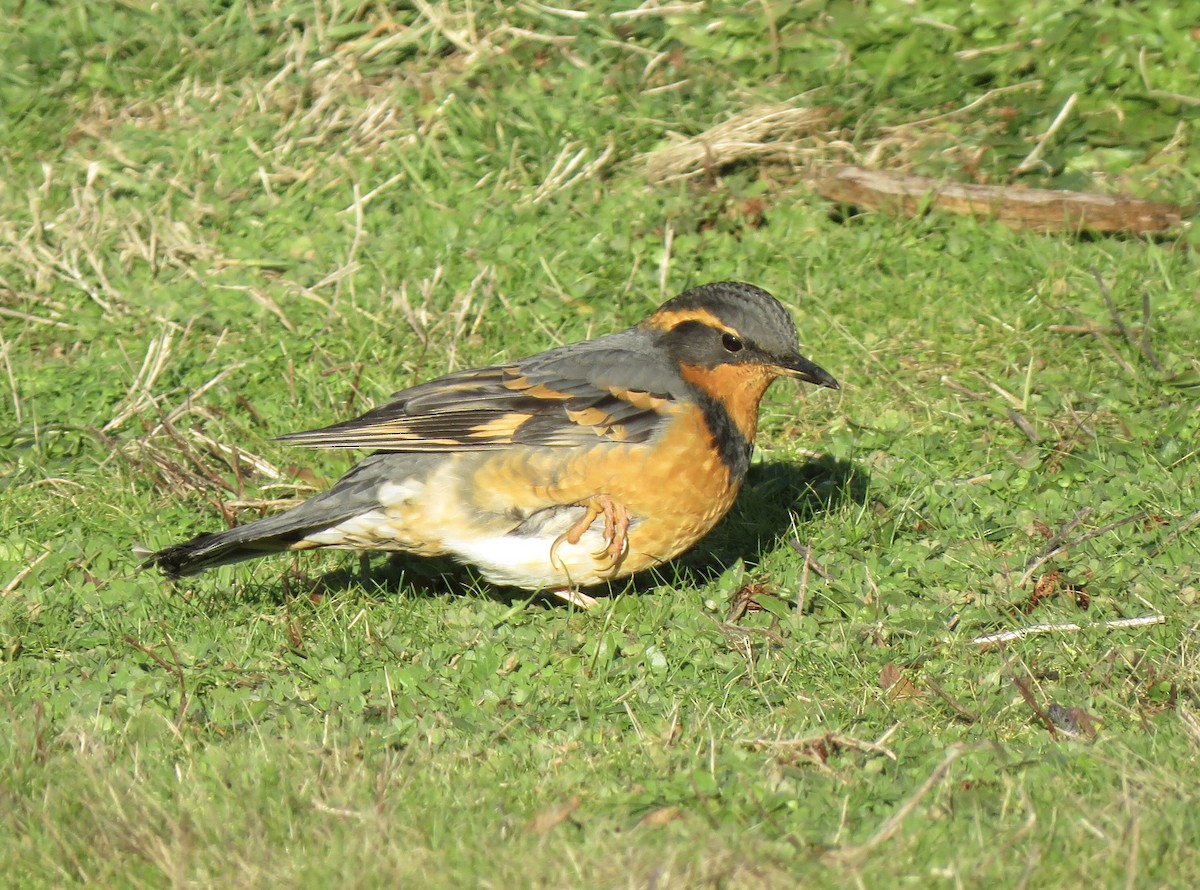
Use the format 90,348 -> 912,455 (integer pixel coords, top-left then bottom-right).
141,281 -> 839,607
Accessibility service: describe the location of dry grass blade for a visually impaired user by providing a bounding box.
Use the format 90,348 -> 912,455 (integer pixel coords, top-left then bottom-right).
212,285 -> 297,333
443,265 -> 494,371
0,334 -> 23,423
523,141 -> 615,206
610,2 -> 706,20
410,0 -> 484,60
152,361 -> 249,433
1180,701 -> 1200,748
1015,92 -> 1077,174
3,551 -> 52,596
1137,46 -> 1200,107
882,80 -> 1044,126
0,305 -> 73,329
644,103 -> 833,183
744,731 -> 898,762
103,327 -> 177,433
186,429 -> 284,482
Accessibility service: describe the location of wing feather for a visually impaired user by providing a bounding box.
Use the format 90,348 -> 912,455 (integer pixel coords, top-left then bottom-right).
277,353 -> 680,452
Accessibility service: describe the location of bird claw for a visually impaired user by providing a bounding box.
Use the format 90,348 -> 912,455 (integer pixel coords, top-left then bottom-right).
549,494 -> 630,569
594,496 -> 630,563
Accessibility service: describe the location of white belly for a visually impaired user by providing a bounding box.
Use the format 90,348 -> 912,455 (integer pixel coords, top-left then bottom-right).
445,514 -> 619,589
302,464 -> 633,589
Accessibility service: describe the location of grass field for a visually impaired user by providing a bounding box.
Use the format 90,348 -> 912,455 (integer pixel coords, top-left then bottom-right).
2,1 -> 1198,886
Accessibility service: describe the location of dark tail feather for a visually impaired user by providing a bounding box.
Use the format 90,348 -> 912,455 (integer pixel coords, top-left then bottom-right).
137,453 -> 416,579
137,507 -> 334,579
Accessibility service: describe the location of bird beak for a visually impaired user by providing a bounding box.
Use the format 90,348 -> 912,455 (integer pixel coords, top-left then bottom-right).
776,354 -> 840,390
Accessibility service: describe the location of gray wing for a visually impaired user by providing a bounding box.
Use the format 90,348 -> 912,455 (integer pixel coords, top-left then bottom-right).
276,328 -> 686,451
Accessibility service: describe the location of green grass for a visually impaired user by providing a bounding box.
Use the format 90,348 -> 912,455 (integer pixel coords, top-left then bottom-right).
2,1 -> 1198,886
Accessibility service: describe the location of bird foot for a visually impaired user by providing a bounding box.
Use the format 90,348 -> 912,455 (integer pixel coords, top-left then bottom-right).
550,494 -> 629,568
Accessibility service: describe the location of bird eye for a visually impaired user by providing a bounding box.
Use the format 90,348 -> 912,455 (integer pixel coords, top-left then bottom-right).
722,333 -> 744,353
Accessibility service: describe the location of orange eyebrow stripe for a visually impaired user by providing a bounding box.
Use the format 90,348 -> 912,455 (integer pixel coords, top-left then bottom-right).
642,307 -> 736,334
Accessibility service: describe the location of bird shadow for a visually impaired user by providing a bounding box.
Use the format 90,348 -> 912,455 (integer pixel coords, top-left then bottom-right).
291,453 -> 868,606
624,453 -> 868,596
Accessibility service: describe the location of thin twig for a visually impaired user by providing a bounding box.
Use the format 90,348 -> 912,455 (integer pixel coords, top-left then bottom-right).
924,676 -> 980,723
124,625 -> 190,731
1011,674 -> 1058,739
973,614 -> 1166,646
1064,306 -> 1138,377
788,538 -> 831,580
1090,266 -> 1137,353
1017,513 -> 1147,590
1148,508 -> 1200,559
1006,408 -> 1040,443
1038,508 -> 1091,558
1017,510 -> 1146,589
1019,507 -> 1090,579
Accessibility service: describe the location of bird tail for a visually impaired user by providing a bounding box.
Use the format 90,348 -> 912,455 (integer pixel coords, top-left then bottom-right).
136,509 -> 323,579
137,453 -> 415,579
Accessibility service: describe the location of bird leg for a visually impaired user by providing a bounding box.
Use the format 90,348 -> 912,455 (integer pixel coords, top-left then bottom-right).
545,495 -> 630,609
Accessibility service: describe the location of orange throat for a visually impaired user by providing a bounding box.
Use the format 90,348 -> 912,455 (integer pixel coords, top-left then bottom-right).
678,363 -> 777,443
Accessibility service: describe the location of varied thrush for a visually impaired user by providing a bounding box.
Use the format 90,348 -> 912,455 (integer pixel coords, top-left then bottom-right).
143,282 -> 839,607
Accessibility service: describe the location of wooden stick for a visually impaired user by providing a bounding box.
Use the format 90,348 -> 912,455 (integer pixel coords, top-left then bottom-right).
813,166 -> 1186,234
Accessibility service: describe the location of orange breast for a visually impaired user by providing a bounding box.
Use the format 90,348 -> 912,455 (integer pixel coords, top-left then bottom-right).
465,404 -> 741,578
